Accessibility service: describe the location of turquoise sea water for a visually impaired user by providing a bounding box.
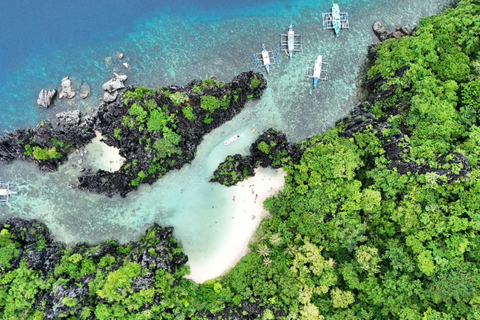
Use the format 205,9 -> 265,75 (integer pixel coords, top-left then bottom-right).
0,0 -> 453,272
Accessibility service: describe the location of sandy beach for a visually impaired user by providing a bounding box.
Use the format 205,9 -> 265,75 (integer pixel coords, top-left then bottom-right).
87,131 -> 125,172
185,167 -> 286,283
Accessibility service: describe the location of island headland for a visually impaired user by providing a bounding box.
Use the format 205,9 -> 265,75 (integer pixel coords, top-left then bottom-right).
0,71 -> 266,197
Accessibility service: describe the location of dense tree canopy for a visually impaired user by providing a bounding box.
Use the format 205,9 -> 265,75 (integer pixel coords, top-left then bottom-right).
1,0 -> 480,318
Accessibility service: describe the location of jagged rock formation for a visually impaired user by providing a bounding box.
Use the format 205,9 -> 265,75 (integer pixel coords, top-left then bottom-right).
102,73 -> 128,102
59,77 -> 76,99
76,71 -> 266,197
0,118 -> 94,171
0,217 -> 187,320
79,82 -> 90,99
337,65 -> 470,181
211,129 -> 303,186
372,21 -> 412,41
55,110 -> 81,126
36,89 -> 57,108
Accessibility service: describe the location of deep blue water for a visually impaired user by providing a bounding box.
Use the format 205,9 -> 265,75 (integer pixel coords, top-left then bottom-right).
0,0 -> 295,131
0,0 -> 286,85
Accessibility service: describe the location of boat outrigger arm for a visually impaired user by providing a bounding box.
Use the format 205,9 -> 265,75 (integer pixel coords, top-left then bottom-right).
322,3 -> 349,36
305,52 -> 329,89
0,181 -> 17,205
279,25 -> 302,58
254,44 -> 279,73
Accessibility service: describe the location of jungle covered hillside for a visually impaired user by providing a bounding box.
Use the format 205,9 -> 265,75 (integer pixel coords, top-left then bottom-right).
1,0 -> 480,319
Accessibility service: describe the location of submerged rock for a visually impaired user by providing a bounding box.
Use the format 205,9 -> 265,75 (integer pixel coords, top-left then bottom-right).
37,89 -> 56,108
79,82 -> 90,99
104,56 -> 113,68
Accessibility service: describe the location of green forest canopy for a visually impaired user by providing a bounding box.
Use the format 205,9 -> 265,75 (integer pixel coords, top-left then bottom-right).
1,0 -> 480,318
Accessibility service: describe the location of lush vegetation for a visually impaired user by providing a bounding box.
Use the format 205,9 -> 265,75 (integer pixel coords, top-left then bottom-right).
0,220 -> 191,320
78,72 -> 265,196
22,136 -> 72,162
211,129 -> 302,187
2,1 -> 480,318
210,154 -> 255,186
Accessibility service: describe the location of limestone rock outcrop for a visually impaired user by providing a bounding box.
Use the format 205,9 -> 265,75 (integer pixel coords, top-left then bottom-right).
56,110 -> 81,126
101,73 -> 128,102
372,21 -> 411,42
37,89 -> 56,108
59,77 -> 76,99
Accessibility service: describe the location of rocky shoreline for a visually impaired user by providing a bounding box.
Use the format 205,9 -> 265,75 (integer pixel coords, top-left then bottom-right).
78,71 -> 266,197
0,217 -> 188,319
0,119 -> 95,171
210,22 -> 469,187
210,129 -> 303,186
337,59 -> 470,181
0,71 -> 266,197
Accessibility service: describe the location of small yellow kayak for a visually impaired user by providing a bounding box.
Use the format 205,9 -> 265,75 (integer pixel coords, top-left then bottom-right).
251,128 -> 257,134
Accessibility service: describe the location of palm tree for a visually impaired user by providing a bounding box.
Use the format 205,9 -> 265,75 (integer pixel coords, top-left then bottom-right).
263,258 -> 273,267
257,244 -> 270,257
270,234 -> 282,246
285,243 -> 296,256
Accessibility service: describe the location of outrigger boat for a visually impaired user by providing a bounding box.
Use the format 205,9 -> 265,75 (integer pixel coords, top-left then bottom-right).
254,44 -> 278,73
305,52 -> 329,89
279,25 -> 302,58
0,181 -> 17,205
323,3 -> 349,36
224,135 -> 240,146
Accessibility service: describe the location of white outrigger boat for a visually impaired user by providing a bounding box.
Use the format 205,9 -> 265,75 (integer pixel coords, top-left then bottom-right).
305,52 -> 329,89
279,25 -> 302,58
224,135 -> 240,146
254,44 -> 278,73
323,3 -> 349,36
0,181 -> 17,205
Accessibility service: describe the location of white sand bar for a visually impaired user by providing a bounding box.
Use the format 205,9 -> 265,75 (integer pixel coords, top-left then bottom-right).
185,167 -> 286,283
86,131 -> 125,172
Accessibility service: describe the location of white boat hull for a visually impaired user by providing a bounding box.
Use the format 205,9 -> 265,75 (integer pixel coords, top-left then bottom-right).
224,135 -> 240,145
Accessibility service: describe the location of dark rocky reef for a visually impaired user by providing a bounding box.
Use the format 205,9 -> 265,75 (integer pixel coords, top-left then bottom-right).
0,118 -> 95,171
0,72 -> 265,197
78,71 -> 266,197
372,21 -> 412,42
210,129 -> 303,186
0,217 -> 187,320
210,154 -> 256,186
